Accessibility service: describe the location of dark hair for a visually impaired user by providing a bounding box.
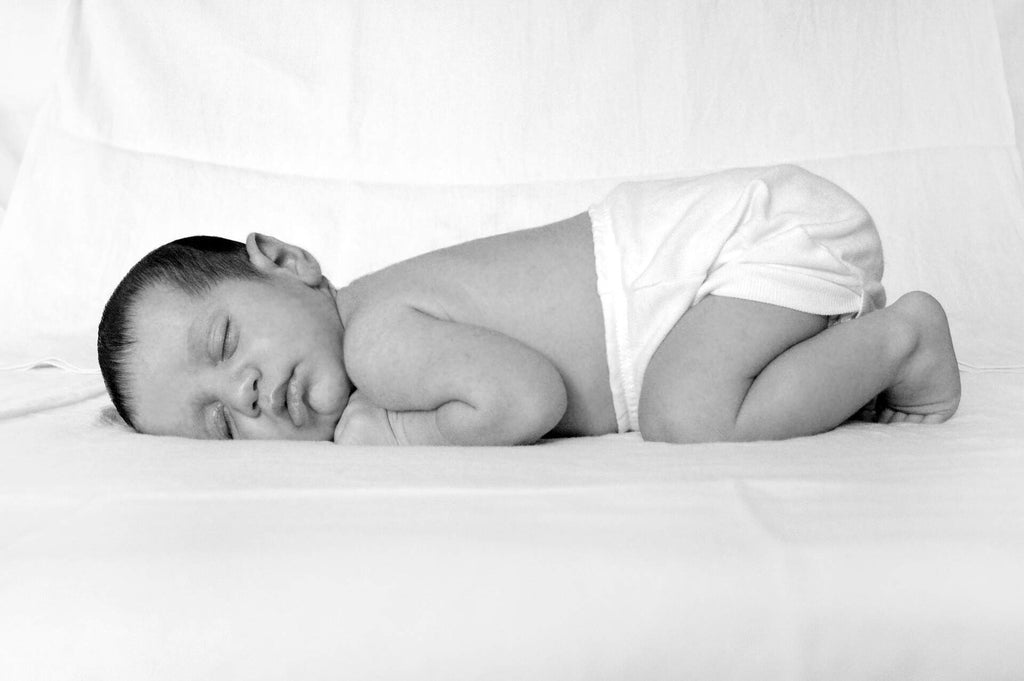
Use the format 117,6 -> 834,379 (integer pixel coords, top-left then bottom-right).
97,236 -> 264,430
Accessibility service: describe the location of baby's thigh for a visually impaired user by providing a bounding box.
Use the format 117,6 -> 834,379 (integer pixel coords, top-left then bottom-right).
638,295 -> 826,442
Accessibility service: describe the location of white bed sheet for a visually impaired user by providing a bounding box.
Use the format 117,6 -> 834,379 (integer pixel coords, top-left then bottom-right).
2,368 -> 1023,680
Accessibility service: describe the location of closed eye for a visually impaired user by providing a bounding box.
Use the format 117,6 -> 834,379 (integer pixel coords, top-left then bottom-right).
224,408 -> 235,439
225,317 -> 239,360
215,402 -> 235,440
222,318 -> 231,360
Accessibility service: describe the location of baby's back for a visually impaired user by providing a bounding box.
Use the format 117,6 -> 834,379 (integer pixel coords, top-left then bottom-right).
343,212 -> 617,436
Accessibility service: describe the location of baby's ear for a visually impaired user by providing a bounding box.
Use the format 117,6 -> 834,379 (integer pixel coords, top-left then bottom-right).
245,233 -> 323,286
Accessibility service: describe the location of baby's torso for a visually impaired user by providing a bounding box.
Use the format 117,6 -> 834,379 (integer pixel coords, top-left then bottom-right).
343,212 -> 617,437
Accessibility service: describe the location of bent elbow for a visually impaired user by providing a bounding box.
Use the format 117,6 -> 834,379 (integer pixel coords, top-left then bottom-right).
477,365 -> 567,445
519,371 -> 568,443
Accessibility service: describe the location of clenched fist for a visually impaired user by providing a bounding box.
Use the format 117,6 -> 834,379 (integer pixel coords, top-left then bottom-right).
333,390 -> 400,446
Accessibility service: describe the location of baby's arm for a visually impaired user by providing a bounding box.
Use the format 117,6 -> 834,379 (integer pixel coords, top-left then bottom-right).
342,304 -> 568,446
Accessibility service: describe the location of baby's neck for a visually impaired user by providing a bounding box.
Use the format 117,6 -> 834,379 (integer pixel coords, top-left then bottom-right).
330,280 -> 357,331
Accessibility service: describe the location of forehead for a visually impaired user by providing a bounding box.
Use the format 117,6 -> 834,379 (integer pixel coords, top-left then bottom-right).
130,283 -> 211,359
138,276 -> 262,319
132,276 -> 270,340
127,284 -> 212,436
135,281 -> 205,327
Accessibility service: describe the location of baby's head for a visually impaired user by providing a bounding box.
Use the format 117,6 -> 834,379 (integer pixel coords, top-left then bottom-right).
98,233 -> 352,440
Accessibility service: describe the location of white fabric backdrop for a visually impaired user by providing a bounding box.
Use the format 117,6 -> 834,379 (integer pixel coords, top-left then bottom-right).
996,0 -> 1024,165
1,0 -> 1023,373
0,0 -> 66,222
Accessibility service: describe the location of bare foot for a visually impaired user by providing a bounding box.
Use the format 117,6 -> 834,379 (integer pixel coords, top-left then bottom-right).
877,292 -> 961,424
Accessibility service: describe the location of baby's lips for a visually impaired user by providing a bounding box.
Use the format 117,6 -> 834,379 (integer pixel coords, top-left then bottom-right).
269,376 -> 290,413
268,368 -> 292,411
287,375 -> 308,427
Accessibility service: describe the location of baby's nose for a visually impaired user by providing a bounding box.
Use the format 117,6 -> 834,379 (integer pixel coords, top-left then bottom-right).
233,368 -> 261,416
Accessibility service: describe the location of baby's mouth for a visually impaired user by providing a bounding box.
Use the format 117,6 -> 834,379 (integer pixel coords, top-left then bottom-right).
271,371 -> 308,428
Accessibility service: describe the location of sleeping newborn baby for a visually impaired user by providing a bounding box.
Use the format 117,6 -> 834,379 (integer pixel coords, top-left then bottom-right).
97,165 -> 961,445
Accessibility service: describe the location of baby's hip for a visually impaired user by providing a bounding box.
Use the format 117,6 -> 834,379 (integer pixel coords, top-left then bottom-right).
587,165 -> 885,432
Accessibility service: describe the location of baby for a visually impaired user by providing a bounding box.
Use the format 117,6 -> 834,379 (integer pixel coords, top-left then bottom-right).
97,165 -> 961,445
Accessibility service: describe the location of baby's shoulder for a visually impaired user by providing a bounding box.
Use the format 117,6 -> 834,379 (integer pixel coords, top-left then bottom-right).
340,287 -> 446,365
339,296 -> 412,391
340,288 -> 486,409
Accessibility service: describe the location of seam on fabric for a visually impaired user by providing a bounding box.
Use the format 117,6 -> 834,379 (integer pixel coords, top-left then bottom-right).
49,124 -> 1024,188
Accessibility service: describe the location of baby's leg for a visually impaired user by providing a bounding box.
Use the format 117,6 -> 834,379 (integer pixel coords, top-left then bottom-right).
638,292 -> 960,443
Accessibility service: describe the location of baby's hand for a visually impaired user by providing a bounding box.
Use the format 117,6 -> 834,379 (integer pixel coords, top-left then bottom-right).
333,390 -> 400,446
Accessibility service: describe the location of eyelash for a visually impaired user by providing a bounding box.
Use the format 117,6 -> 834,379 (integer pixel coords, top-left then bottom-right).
218,403 -> 235,440
222,318 -> 233,360
220,317 -> 236,439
